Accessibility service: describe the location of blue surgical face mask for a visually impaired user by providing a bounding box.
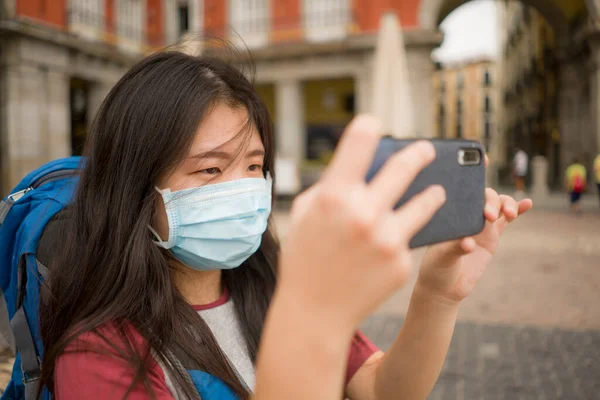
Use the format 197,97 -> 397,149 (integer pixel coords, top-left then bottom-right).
150,174 -> 272,271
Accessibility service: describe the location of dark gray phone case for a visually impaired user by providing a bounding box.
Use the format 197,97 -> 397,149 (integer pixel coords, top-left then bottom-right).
365,137 -> 486,248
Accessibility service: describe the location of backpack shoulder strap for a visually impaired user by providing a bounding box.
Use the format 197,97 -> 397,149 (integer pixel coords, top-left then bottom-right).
10,306 -> 40,399
36,208 -> 72,271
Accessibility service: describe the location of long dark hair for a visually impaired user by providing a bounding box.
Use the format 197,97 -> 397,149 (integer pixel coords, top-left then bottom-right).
39,47 -> 279,399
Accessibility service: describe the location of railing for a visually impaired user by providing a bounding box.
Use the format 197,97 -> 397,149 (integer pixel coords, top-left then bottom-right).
67,5 -> 106,32
115,21 -> 143,43
205,5 -> 358,47
67,4 -> 148,47
66,3 -> 360,52
302,3 -> 354,30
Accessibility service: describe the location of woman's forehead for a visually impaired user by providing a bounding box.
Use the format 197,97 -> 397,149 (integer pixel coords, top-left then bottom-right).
190,104 -> 263,155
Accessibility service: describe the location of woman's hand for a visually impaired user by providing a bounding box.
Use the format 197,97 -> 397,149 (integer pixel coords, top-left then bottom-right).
277,114 -> 447,332
416,188 -> 533,304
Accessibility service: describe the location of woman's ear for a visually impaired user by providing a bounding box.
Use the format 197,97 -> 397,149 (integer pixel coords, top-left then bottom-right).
151,190 -> 170,243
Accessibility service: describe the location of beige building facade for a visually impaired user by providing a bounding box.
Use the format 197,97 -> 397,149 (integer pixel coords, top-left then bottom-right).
497,2 -> 563,187
433,58 -> 499,152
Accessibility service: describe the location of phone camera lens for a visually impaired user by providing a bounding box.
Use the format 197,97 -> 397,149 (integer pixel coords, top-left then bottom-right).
458,149 -> 481,166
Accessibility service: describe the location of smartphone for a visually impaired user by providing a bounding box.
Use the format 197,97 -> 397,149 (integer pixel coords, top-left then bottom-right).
366,137 -> 486,248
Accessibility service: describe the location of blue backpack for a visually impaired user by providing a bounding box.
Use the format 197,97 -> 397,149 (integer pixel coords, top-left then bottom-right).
0,156 -> 244,399
0,157 -> 82,400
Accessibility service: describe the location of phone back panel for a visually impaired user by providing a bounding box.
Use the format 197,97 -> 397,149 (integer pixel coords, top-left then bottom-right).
366,137 -> 486,248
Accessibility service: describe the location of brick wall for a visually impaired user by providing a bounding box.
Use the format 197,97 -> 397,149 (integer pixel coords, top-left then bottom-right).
146,0 -> 164,46
198,0 -> 422,41
106,0 -> 115,35
353,0 -> 420,32
204,0 -> 227,37
271,0 -> 301,42
16,0 -> 67,28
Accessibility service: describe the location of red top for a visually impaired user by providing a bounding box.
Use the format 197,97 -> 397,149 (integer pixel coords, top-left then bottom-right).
55,291 -> 379,399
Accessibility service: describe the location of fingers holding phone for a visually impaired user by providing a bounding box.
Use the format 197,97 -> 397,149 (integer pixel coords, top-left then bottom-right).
366,136 -> 487,248
279,114 -> 447,333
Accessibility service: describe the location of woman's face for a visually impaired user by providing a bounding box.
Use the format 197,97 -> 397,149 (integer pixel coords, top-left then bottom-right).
153,103 -> 266,241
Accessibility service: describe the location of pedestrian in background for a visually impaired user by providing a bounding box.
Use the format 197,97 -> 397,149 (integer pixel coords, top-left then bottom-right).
565,157 -> 587,214
513,148 -> 528,199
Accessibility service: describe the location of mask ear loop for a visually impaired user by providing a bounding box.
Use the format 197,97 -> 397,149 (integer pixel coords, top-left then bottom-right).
148,224 -> 165,243
148,186 -> 171,248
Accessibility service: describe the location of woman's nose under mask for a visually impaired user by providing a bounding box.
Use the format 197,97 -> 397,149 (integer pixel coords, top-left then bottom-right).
150,173 -> 273,270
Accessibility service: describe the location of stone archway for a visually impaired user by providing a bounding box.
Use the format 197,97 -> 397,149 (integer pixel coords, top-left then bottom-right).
418,0 -> 595,48
418,0 -> 599,196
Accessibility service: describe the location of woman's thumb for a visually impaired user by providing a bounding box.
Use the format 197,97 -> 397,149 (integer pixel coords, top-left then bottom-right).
429,237 -> 476,263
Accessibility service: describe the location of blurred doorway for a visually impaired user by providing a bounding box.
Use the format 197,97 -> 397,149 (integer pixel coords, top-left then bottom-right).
303,77 -> 355,166
70,78 -> 90,156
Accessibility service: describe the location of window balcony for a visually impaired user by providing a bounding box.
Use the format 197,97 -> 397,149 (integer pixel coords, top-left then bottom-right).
67,1 -> 106,43
207,0 -> 358,50
302,0 -> 355,42
67,0 -> 145,54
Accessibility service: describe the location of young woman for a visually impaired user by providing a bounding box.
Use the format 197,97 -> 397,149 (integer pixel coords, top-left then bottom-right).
39,49 -> 532,400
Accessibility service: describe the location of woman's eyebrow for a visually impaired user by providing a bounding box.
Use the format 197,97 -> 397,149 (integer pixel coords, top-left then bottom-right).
189,149 -> 232,159
189,148 -> 265,159
245,149 -> 265,158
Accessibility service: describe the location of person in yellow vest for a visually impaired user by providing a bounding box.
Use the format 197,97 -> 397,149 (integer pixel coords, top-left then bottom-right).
565,157 -> 587,213
594,153 -> 600,207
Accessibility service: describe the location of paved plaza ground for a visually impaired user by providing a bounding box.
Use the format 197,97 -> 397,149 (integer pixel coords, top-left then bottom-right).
273,196 -> 600,399
1,194 -> 599,398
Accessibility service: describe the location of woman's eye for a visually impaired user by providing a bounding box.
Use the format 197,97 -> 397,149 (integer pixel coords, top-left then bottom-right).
199,167 -> 221,175
248,164 -> 263,172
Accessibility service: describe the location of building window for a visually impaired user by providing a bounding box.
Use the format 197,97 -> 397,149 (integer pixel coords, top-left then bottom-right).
457,72 -> 464,89
304,0 -> 351,42
178,2 -> 190,37
68,0 -> 106,39
485,96 -> 491,112
116,0 -> 143,43
457,98 -> 462,115
456,121 -> 462,138
484,70 -> 491,86
229,0 -> 269,48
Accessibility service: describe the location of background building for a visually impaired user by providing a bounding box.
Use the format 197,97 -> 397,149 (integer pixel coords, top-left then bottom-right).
433,57 -> 499,153
200,0 -> 444,191
0,0 -> 210,195
497,2 -> 563,187
0,0 -> 446,196
1,0 -> 159,195
2,0 -> 600,196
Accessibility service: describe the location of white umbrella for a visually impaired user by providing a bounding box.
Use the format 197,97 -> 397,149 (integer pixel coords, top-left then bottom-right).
371,12 -> 416,138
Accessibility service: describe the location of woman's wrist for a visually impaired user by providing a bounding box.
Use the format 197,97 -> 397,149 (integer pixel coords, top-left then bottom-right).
255,286 -> 354,400
412,278 -> 464,310
269,283 -> 356,348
